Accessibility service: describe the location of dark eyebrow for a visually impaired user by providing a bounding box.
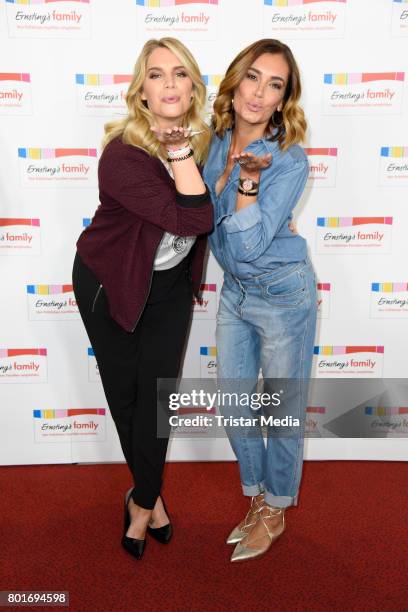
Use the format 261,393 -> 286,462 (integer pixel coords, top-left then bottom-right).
248,66 -> 285,83
147,65 -> 187,72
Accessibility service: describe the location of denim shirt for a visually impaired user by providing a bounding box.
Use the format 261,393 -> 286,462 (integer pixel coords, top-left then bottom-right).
203,129 -> 309,278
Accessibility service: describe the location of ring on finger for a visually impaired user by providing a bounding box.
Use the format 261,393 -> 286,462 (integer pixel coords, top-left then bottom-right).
238,159 -> 247,166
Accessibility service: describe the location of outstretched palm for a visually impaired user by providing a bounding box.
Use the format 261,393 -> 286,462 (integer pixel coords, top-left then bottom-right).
150,125 -> 191,147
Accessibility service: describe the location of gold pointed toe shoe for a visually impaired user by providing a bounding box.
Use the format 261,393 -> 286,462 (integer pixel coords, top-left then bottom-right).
226,494 -> 264,545
230,505 -> 285,562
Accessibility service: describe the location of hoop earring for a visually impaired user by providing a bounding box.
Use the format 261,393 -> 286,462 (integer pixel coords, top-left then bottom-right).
272,109 -> 284,127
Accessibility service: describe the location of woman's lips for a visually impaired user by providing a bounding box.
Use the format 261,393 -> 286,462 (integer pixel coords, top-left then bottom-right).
162,96 -> 180,103
247,102 -> 263,112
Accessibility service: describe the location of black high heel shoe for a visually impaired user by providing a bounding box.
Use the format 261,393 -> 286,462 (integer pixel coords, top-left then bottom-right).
147,496 -> 173,544
121,488 -> 146,560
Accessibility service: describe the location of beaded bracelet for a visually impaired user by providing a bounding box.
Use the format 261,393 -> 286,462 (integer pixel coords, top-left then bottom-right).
167,145 -> 191,159
167,149 -> 194,163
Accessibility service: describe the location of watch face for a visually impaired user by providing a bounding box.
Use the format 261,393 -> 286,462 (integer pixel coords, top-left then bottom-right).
242,178 -> 254,191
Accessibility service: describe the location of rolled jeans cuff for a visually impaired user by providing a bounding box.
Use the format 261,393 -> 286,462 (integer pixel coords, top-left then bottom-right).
241,481 -> 266,497
264,492 -> 299,509
241,483 -> 298,508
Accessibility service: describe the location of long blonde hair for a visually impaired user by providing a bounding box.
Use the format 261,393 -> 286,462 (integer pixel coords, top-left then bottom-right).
212,39 -> 306,151
103,37 -> 211,163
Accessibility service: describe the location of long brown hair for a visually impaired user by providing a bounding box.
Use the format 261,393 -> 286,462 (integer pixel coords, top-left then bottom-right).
212,39 -> 306,150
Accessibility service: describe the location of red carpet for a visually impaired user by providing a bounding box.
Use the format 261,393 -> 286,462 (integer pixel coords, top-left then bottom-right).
1,460 -> 407,612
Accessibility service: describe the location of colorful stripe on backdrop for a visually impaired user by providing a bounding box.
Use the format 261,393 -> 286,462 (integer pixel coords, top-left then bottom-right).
304,148 -> 337,156
83,219 -> 91,227
18,148 -> 97,159
372,283 -> 408,292
317,283 -> 331,291
265,0 -> 346,5
324,72 -> 404,84
201,75 -> 223,86
75,74 -> 132,86
199,284 -> 216,292
200,346 -> 217,356
0,218 -> 40,227
0,349 -> 47,358
317,217 -> 392,227
380,147 -> 408,157
6,1 -> 89,4
33,409 -> 105,419
27,285 -> 73,295
314,346 -> 384,355
87,348 -> 95,357
0,73 -> 30,82
393,0 -> 408,4
365,407 -> 408,415
306,407 -> 326,414
136,0 -> 218,6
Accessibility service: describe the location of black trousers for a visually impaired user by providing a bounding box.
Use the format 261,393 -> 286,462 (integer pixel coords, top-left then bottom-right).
72,252 -> 193,509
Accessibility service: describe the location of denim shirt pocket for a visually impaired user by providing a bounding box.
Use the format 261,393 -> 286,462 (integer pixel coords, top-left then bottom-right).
260,266 -> 308,309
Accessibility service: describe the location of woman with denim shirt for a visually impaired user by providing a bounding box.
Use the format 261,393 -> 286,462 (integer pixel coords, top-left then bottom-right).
203,39 -> 317,562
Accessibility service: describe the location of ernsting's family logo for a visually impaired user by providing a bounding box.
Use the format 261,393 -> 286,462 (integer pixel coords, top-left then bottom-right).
379,146 -> 408,184
5,0 -> 92,39
201,75 -> 223,118
0,72 -> 32,114
75,74 -> 132,116
263,0 -> 347,39
18,147 -> 98,188
26,284 -> 79,320
305,406 -> 326,438
200,346 -> 217,378
370,283 -> 408,318
313,345 -> 384,377
33,408 -> 106,443
192,284 -> 217,319
0,348 -> 47,383
0,218 -> 41,255
316,217 -> 393,253
364,406 -> 408,437
87,347 -> 100,382
391,0 -> 408,37
316,283 -> 331,319
323,72 -> 405,115
305,148 -> 338,187
135,0 -> 218,41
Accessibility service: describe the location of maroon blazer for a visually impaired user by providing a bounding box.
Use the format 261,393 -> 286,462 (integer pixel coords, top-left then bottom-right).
76,137 -> 213,332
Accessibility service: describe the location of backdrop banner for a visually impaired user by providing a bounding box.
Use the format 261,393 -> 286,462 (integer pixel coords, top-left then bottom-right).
1,0 -> 407,465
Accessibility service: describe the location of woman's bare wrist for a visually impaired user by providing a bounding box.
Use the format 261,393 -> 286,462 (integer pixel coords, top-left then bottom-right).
240,170 -> 260,181
166,141 -> 190,152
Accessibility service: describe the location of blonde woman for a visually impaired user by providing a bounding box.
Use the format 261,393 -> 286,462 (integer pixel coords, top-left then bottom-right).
72,38 -> 213,561
203,39 -> 317,561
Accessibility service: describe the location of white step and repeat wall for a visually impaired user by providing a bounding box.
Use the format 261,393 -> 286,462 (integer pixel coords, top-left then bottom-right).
1,0 -> 407,465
